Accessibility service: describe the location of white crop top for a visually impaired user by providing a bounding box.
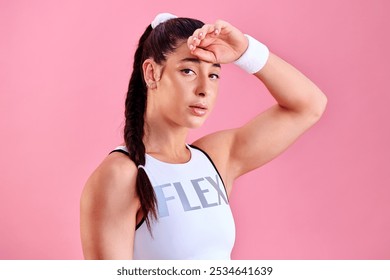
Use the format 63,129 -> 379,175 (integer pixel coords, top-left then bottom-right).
112,144 -> 236,259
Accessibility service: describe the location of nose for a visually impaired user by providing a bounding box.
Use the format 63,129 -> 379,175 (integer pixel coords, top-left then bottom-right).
195,75 -> 211,97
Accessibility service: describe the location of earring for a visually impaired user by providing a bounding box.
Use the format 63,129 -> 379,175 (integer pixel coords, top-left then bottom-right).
147,82 -> 156,89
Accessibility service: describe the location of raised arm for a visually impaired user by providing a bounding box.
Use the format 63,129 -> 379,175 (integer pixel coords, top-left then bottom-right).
80,153 -> 139,259
191,20 -> 327,192
228,52 -> 327,176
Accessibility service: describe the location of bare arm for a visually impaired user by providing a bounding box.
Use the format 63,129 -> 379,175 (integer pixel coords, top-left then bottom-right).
191,21 -> 327,192
228,52 -> 327,177
80,153 -> 139,259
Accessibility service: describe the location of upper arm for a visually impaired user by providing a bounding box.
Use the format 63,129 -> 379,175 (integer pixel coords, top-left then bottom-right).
193,103 -> 324,190
80,153 -> 139,259
229,103 -> 322,177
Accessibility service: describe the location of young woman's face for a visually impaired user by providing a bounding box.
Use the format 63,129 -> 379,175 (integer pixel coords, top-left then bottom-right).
147,41 -> 221,129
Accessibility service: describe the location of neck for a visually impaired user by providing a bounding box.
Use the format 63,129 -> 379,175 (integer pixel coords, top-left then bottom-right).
143,116 -> 190,163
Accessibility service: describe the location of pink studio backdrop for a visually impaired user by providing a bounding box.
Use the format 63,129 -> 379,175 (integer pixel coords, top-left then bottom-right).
1,0 -> 389,259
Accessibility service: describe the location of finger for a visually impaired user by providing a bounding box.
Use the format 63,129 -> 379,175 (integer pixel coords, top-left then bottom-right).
193,24 -> 216,40
213,19 -> 229,36
213,20 -> 223,36
197,20 -> 227,41
187,35 -> 202,51
190,47 -> 217,63
187,35 -> 199,50
187,22 -> 226,50
189,25 -> 218,51
187,25 -> 214,50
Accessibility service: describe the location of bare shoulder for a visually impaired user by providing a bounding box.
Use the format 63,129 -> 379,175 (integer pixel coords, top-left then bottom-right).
82,152 -> 139,204
80,151 -> 139,259
192,129 -> 237,195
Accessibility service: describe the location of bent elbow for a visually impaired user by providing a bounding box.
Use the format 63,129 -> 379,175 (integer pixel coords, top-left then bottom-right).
308,90 -> 328,124
315,90 -> 328,117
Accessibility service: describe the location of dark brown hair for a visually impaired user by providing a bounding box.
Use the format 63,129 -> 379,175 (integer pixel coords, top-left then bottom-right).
124,17 -> 204,231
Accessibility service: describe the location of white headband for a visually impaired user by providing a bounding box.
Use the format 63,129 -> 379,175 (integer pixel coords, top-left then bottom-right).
151,12 -> 178,29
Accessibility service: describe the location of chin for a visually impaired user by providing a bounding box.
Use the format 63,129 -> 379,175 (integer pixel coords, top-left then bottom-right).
186,118 -> 207,129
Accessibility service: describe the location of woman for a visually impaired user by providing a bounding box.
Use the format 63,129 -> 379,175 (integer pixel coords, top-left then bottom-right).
80,13 -> 327,259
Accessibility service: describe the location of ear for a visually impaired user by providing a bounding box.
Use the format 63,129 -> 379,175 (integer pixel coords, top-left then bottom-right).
142,58 -> 161,89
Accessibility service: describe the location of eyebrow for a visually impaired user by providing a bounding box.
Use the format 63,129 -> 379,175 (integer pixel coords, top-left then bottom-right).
179,57 -> 221,68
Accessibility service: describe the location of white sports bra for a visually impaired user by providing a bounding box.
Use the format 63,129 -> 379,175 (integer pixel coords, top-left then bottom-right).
111,144 -> 236,259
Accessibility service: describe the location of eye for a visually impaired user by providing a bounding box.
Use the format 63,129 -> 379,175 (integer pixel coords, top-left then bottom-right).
209,73 -> 220,80
180,69 -> 196,76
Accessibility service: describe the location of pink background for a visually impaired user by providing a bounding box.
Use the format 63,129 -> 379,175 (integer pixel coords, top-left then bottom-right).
1,0 -> 389,259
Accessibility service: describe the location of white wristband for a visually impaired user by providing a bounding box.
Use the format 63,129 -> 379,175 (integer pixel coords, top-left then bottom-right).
233,34 -> 269,74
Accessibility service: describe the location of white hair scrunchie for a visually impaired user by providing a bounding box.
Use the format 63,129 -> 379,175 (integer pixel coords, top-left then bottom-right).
151,12 -> 178,29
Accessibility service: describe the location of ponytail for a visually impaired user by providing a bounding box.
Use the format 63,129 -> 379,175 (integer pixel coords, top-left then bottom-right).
124,25 -> 157,232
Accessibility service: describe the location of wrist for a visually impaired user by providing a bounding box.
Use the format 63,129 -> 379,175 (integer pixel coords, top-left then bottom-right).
233,34 -> 269,74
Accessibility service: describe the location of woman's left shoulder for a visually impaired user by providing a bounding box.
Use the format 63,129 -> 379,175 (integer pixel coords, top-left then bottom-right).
192,129 -> 237,192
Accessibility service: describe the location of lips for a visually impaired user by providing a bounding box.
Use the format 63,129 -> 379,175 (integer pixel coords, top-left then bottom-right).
189,103 -> 208,116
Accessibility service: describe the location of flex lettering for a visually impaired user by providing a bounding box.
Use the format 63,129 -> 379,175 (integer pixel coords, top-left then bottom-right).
153,183 -> 175,218
191,178 -> 219,208
154,175 -> 228,218
173,182 -> 201,211
206,175 -> 228,205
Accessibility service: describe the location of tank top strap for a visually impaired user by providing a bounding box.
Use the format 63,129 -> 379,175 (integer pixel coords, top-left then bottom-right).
188,144 -> 227,194
109,145 -> 129,156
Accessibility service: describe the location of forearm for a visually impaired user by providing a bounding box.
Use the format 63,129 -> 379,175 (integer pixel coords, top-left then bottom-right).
255,52 -> 327,117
